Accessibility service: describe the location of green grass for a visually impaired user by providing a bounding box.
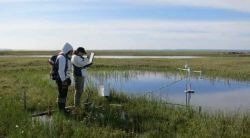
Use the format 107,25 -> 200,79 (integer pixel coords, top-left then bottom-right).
0,50 -> 59,56
0,56 -> 250,137
1,56 -> 250,81
1,50 -> 250,56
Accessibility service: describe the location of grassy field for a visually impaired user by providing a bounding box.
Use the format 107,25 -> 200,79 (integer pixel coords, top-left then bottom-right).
2,55 -> 249,80
94,57 -> 250,81
0,53 -> 250,137
1,50 -> 250,56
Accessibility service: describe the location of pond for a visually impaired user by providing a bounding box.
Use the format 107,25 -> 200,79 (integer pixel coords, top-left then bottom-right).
87,70 -> 250,113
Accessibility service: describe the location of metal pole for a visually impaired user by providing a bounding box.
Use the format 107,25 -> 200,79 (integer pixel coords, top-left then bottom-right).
186,92 -> 188,106
185,68 -> 188,106
178,65 -> 201,107
198,106 -> 202,113
188,68 -> 192,91
185,69 -> 188,91
188,93 -> 191,105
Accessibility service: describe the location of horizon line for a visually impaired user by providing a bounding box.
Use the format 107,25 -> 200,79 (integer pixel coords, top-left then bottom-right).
1,49 -> 250,51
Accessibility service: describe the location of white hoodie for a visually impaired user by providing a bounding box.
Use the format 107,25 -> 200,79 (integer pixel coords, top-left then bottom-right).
57,43 -> 73,81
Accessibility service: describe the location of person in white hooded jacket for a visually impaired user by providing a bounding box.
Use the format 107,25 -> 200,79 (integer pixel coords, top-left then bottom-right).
56,42 -> 73,112
71,47 -> 92,107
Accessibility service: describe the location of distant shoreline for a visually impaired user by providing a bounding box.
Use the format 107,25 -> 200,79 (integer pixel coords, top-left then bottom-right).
1,50 -> 250,57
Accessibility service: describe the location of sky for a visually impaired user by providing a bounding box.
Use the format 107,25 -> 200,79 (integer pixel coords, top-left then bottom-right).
0,0 -> 250,50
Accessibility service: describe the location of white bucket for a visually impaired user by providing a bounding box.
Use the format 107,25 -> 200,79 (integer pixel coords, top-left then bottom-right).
98,84 -> 110,97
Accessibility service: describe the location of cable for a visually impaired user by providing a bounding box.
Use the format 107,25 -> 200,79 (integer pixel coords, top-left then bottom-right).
144,78 -> 184,96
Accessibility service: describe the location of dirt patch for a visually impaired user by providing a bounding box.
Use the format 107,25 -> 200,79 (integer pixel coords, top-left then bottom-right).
0,127 -> 6,137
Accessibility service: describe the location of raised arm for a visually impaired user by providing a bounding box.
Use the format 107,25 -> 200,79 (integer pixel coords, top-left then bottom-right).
72,55 -> 90,68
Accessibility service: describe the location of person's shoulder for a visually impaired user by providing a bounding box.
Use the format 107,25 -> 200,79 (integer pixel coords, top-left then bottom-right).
72,55 -> 83,63
72,55 -> 77,58
71,55 -> 78,60
57,54 -> 67,62
57,54 -> 64,59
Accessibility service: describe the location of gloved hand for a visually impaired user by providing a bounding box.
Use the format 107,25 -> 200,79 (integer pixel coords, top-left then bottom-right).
66,78 -> 71,86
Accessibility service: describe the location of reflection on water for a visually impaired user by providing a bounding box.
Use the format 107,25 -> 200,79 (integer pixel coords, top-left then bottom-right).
87,70 -> 250,112
32,115 -> 53,136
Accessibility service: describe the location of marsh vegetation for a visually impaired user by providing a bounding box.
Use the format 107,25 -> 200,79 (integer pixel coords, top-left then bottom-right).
0,51 -> 250,137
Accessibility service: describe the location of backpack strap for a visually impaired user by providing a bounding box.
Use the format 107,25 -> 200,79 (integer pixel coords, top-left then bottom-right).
61,54 -> 68,77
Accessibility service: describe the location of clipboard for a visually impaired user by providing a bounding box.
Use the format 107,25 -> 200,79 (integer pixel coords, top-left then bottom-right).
82,52 -> 95,69
88,52 -> 95,63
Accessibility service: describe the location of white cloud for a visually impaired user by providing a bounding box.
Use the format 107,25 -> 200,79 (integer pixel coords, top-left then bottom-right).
1,0 -> 250,13
123,0 -> 250,12
0,20 -> 249,50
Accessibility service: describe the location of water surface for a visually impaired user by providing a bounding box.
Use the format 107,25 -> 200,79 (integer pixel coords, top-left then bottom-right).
87,70 -> 250,112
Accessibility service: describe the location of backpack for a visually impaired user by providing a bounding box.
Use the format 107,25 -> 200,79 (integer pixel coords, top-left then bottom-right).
48,54 -> 68,80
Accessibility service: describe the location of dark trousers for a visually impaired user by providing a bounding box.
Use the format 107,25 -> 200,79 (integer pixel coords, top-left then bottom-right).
56,80 -> 69,111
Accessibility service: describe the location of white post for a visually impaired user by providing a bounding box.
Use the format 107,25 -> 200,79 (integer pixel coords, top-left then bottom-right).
98,84 -> 110,97
99,85 -> 105,96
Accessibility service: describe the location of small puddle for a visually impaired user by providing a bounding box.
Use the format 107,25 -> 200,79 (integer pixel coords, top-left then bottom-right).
32,115 -> 53,135
32,115 -> 53,126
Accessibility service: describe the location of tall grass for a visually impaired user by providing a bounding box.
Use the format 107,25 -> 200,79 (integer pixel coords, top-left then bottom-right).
1,56 -> 250,81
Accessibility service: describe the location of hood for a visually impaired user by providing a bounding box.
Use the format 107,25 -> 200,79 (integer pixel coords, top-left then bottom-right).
62,42 -> 73,54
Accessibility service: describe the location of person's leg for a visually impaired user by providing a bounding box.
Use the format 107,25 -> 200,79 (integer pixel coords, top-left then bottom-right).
56,80 -> 68,111
74,76 -> 84,107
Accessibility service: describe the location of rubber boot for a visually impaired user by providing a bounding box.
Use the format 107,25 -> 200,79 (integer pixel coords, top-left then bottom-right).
58,102 -> 65,112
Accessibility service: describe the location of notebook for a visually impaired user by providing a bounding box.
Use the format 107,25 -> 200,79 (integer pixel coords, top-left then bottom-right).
89,52 -> 95,63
